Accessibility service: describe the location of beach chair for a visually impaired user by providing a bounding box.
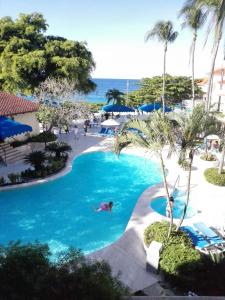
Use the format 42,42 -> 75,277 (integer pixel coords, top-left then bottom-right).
180,226 -> 220,254
98,127 -> 106,135
193,222 -> 225,248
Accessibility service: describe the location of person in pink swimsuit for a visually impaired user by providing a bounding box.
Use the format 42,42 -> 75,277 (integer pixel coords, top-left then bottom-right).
96,201 -> 113,212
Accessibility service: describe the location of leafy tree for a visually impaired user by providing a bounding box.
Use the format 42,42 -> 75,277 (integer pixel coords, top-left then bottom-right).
36,78 -> 92,131
171,105 -> 220,229
0,242 -> 128,300
178,4 -> 206,107
0,13 -> 96,94
24,151 -> 46,172
105,89 -> 125,105
130,75 -> 203,106
145,21 -> 178,113
46,142 -> 72,158
115,112 -> 175,238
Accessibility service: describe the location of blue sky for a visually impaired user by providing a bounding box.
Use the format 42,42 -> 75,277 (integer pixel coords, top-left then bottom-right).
0,0 -> 224,79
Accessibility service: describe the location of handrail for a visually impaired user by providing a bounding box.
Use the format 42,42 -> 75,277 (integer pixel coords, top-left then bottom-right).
172,175 -> 180,194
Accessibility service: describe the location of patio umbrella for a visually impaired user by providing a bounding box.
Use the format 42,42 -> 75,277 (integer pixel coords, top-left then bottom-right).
206,134 -> 220,140
139,103 -> 172,113
101,119 -> 120,126
101,104 -> 135,112
0,116 -> 32,140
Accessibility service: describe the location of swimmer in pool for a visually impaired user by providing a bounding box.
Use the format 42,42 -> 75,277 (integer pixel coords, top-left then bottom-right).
96,201 -> 113,212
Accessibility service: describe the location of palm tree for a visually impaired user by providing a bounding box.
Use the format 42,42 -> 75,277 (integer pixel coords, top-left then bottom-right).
172,105 -> 220,230
145,21 -> 178,114
188,0 -> 225,111
46,142 -> 72,158
114,111 -> 175,238
105,89 -> 125,105
178,4 -> 206,107
24,151 -> 46,172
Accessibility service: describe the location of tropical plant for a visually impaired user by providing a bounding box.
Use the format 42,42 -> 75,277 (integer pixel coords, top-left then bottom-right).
24,151 -> 46,172
171,105 -> 220,229
145,21 -> 178,113
188,0 -> 225,111
46,142 -> 72,158
178,4 -> 206,107
114,111 -> 175,238
130,75 -> 203,105
0,242 -> 128,300
105,89 -> 125,105
204,167 -> 225,185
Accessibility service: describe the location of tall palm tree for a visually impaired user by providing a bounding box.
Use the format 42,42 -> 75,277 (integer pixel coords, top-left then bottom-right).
188,0 -> 225,111
171,105 -> 220,230
178,5 -> 206,107
105,89 -> 125,105
114,111 -> 175,238
145,21 -> 178,114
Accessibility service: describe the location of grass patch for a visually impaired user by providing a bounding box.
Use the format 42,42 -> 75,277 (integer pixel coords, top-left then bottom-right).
204,167 -> 225,186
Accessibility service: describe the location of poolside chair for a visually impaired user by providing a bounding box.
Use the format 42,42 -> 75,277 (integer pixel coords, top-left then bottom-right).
180,226 -> 219,254
98,127 -> 106,135
193,222 -> 225,249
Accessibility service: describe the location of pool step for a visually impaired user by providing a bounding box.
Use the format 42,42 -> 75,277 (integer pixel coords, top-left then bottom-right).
0,143 -> 28,164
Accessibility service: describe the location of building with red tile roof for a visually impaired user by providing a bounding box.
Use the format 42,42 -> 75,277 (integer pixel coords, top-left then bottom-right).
0,92 -> 40,138
0,92 -> 39,116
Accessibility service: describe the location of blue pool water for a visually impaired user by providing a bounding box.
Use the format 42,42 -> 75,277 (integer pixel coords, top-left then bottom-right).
151,195 -> 196,219
0,152 -> 161,254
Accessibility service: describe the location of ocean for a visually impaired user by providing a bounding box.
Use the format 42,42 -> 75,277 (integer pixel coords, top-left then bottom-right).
84,78 -> 140,103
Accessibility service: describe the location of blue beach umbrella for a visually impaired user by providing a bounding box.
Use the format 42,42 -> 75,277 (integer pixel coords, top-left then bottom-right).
101,104 -> 135,113
139,103 -> 172,113
0,116 -> 32,140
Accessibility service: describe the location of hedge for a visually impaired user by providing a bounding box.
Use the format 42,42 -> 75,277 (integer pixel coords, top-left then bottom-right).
204,168 -> 225,186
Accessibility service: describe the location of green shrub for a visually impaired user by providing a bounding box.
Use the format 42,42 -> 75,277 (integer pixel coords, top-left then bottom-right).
11,139 -> 29,148
8,173 -> 21,184
144,221 -> 176,246
204,168 -> 225,186
29,131 -> 57,143
0,176 -> 5,186
0,242 -> 128,300
200,153 -> 217,161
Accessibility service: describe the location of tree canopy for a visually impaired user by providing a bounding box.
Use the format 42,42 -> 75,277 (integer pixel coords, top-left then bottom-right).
0,242 -> 128,300
129,75 -> 203,106
0,13 -> 96,94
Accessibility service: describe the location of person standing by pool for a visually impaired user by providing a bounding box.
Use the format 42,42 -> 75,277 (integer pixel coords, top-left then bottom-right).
73,124 -> 79,140
83,121 -> 88,136
166,196 -> 174,218
95,201 -> 113,212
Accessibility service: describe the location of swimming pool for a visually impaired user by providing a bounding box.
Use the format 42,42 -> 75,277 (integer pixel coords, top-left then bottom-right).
0,151 -> 161,254
150,194 -> 196,219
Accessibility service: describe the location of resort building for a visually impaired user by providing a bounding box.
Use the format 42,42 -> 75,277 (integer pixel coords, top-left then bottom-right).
0,92 -> 40,139
198,67 -> 225,113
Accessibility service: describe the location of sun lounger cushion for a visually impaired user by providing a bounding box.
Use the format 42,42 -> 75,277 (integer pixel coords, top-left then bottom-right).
193,222 -> 225,245
180,226 -> 211,249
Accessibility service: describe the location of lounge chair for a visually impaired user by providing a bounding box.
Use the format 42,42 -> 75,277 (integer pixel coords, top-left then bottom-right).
181,226 -> 212,254
98,127 -> 106,135
193,222 -> 225,247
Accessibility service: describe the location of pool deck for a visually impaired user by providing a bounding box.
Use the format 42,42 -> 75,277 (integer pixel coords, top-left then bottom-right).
1,126 -> 225,294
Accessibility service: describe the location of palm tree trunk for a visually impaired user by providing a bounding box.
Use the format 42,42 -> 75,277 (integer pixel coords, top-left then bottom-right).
192,32 -> 197,108
162,43 -> 167,115
176,151 -> 194,231
159,154 -> 173,238
206,23 -> 223,112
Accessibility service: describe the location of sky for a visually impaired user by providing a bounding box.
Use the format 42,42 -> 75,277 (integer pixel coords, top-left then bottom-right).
0,0 -> 224,79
